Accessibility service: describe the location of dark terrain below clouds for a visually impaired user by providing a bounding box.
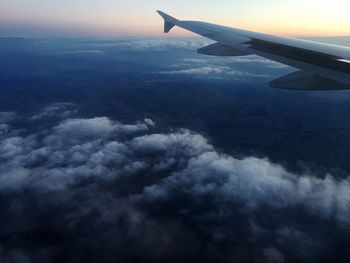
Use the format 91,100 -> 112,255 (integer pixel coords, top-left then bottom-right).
0,104 -> 349,263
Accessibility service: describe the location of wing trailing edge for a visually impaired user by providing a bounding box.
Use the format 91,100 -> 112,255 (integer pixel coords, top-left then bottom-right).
198,43 -> 251,57
270,71 -> 350,90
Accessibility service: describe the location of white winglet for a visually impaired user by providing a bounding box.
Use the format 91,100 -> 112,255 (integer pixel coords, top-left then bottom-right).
157,11 -> 178,33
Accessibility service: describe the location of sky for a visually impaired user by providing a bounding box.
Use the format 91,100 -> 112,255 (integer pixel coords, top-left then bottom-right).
0,0 -> 349,37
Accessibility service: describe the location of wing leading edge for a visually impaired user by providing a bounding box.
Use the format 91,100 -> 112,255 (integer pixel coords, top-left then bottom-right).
157,11 -> 350,90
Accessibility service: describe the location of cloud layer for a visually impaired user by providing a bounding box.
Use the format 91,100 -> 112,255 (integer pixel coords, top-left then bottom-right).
0,104 -> 349,263
162,65 -> 270,79
90,37 -> 213,51
161,55 -> 289,80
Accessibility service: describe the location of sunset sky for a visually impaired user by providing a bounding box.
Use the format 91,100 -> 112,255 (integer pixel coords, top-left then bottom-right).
0,0 -> 349,37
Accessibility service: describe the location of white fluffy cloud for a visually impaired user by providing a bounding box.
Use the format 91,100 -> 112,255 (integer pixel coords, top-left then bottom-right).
0,104 -> 349,262
0,105 -> 349,227
142,151 -> 350,226
0,112 -> 155,191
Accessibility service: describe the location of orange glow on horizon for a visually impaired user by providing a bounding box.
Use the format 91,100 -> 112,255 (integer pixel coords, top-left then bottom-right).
0,0 -> 349,38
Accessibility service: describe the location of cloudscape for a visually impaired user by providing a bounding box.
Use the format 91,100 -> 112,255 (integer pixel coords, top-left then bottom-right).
1,2 -> 350,263
1,101 -> 350,262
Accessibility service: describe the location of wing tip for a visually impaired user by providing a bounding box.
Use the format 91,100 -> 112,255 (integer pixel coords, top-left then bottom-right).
156,10 -> 163,17
156,10 -> 177,33
156,10 -> 170,20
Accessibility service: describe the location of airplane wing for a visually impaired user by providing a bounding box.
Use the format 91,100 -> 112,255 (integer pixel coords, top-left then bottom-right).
157,11 -> 350,90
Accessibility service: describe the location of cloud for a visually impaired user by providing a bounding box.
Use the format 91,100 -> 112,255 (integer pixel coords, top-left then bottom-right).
92,37 -> 213,51
143,118 -> 155,127
70,49 -> 104,55
29,103 -> 77,121
141,151 -> 350,225
226,55 -> 290,69
181,58 -> 208,63
0,124 -> 11,136
164,66 -> 232,75
173,55 -> 290,70
163,55 -> 280,79
46,116 -> 151,145
53,117 -> 123,138
0,104 -> 349,262
162,65 -> 270,79
0,112 -> 17,123
181,55 -> 285,68
58,49 -> 105,56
